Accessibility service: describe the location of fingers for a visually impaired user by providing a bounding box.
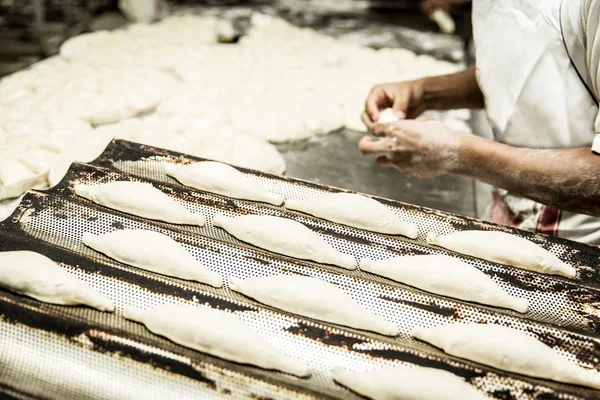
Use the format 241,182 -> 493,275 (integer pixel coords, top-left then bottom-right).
358,136 -> 398,156
391,89 -> 411,118
392,109 -> 406,120
365,86 -> 386,123
371,123 -> 394,137
382,118 -> 430,132
376,155 -> 394,167
405,103 -> 427,120
361,111 -> 375,130
377,156 -> 421,176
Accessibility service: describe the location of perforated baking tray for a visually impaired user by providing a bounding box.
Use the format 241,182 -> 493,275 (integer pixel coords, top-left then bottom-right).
2,139 -> 600,400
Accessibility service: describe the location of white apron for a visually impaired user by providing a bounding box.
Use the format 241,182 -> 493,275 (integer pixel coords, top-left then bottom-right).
472,0 -> 600,244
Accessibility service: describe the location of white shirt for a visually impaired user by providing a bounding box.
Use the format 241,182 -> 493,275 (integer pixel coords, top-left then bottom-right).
473,0 -> 600,244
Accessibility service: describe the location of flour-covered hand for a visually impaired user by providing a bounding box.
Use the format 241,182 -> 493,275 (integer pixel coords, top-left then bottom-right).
358,119 -> 467,178
363,80 -> 427,128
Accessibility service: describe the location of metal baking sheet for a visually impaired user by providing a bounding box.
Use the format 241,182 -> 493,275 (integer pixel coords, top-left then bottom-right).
1,139 -> 600,400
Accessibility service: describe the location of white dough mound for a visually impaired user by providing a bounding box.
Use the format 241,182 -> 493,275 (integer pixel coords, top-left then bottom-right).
0,13 -> 461,199
0,116 -> 95,200
1,61 -> 177,125
93,115 -> 286,175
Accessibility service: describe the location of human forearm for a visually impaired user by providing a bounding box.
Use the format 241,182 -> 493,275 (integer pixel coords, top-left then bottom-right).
455,135 -> 600,216
361,118 -> 600,217
421,65 -> 485,111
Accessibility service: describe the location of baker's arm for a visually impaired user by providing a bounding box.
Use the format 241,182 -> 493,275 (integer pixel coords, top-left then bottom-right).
359,120 -> 600,217
451,0 -> 600,215
363,66 -> 484,126
420,65 -> 485,111
456,136 -> 600,217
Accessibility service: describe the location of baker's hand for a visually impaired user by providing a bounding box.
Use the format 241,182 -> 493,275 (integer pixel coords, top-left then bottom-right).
362,80 -> 427,129
358,119 -> 466,178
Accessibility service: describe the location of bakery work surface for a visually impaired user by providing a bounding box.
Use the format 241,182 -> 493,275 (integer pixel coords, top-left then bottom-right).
0,5 -> 474,219
277,129 -> 475,217
1,140 -> 600,399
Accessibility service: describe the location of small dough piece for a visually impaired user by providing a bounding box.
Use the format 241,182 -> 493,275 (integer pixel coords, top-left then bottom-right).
332,365 -> 487,400
412,323 -> 600,389
360,255 -> 529,313
165,161 -> 284,205
377,108 -> 400,124
123,303 -> 310,377
213,214 -> 356,269
0,250 -> 114,311
82,229 -> 223,287
74,181 -> 205,226
286,193 -> 418,238
230,275 -> 399,336
427,231 -> 576,278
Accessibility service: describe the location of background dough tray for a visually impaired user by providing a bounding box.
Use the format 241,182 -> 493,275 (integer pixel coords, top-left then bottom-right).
2,140 -> 600,400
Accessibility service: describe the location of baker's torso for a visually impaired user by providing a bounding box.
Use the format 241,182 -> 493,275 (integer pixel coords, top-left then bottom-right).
472,0 -> 600,244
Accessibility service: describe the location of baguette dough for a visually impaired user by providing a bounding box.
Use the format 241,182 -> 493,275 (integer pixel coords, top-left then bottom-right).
412,323 -> 600,389
229,275 -> 399,336
427,230 -> 576,278
212,214 -> 356,269
360,255 -> 529,313
332,365 -> 487,400
123,303 -> 310,377
82,229 -> 223,287
286,193 -> 418,238
0,250 -> 114,311
165,161 -> 284,205
74,181 -> 205,226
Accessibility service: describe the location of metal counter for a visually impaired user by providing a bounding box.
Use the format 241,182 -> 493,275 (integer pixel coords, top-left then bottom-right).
278,129 -> 476,218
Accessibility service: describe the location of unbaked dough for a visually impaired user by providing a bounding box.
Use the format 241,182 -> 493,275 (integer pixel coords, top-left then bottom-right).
360,255 -> 529,313
92,116 -> 287,175
2,63 -> 177,125
48,130 -> 115,187
377,108 -> 400,123
191,127 -> 286,174
83,229 -> 223,287
60,16 -> 218,70
412,323 -> 600,389
0,250 -> 114,311
0,15 -> 463,201
229,274 -> 399,336
427,230 -> 576,278
165,161 -> 284,205
0,152 -> 45,200
332,365 -> 487,400
213,214 -> 356,269
286,193 -> 419,238
0,116 -> 93,198
74,181 -> 205,226
123,303 -> 310,377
